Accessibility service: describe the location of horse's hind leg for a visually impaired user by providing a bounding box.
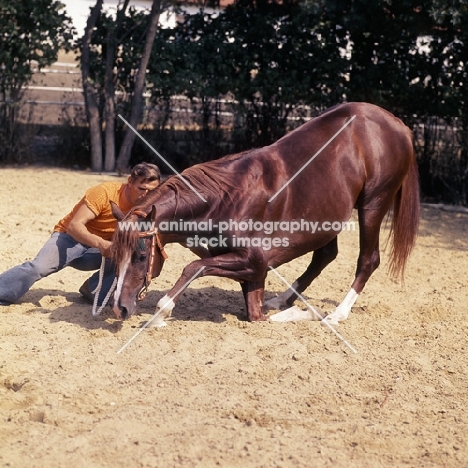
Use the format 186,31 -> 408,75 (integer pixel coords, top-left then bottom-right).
323,206 -> 385,325
265,237 -> 338,311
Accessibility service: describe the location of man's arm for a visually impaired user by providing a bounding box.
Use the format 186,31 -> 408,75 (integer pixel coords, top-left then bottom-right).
67,204 -> 112,257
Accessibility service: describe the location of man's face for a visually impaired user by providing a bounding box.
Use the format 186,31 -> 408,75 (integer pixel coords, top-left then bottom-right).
127,177 -> 160,205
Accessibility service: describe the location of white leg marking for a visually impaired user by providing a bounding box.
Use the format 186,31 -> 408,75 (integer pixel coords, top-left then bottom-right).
323,288 -> 359,326
269,305 -> 323,322
264,281 -> 299,310
149,294 -> 175,328
113,254 -> 130,319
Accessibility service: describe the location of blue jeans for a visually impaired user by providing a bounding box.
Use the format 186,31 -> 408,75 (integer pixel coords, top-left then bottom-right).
0,232 -> 115,306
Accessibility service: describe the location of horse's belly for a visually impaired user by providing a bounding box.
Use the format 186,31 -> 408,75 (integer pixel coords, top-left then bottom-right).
265,229 -> 339,267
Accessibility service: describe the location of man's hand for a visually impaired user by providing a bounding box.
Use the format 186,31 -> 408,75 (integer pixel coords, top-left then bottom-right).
67,204 -> 112,256
99,240 -> 112,258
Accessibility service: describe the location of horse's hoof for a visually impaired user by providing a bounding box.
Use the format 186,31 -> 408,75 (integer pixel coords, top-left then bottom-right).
149,317 -> 167,328
264,296 -> 286,311
269,306 -> 317,322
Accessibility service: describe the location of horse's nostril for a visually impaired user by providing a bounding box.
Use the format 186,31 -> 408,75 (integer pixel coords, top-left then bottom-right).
121,307 -> 128,320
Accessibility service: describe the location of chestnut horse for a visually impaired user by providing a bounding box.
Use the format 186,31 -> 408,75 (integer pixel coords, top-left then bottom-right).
110,102 -> 420,326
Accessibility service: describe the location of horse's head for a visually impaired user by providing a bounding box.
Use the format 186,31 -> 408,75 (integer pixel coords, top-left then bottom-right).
110,202 -> 167,320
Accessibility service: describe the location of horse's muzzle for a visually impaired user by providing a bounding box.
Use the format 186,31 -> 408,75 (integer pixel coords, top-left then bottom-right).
112,303 -> 123,319
113,306 -> 129,320
112,300 -> 136,321
120,307 -> 129,320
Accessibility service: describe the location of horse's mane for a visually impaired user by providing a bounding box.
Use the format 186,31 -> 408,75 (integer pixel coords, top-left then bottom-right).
111,209 -> 141,266
164,155 -> 246,207
111,150 -> 252,264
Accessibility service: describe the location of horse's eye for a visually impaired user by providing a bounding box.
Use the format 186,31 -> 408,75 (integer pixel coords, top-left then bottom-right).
132,251 -> 147,263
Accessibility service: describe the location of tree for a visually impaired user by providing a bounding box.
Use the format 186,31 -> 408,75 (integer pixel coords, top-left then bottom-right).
76,0 -> 468,205
0,0 -> 74,162
420,0 -> 468,203
103,0 -> 131,172
146,10 -> 234,162
321,0 -> 434,115
210,0 -> 346,147
81,0 -> 104,172
115,0 -> 162,172
79,0 -> 162,173
143,0 -> 347,154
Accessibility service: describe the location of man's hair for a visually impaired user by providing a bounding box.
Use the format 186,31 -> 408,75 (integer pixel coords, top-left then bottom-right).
129,162 -> 161,183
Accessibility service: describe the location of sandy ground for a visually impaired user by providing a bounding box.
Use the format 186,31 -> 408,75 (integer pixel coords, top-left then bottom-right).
1,167 -> 468,468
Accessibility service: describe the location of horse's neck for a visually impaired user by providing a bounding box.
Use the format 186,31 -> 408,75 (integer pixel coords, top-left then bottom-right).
157,186 -> 212,221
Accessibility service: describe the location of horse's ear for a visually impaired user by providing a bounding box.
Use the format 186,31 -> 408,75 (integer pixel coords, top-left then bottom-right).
111,201 -> 125,221
149,204 -> 157,221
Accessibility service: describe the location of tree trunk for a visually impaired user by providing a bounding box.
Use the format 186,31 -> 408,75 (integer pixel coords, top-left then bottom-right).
116,0 -> 162,173
82,0 -> 104,172
103,0 -> 130,172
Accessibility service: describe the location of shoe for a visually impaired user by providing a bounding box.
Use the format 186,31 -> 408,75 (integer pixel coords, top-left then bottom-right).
79,279 -> 94,304
0,300 -> 11,306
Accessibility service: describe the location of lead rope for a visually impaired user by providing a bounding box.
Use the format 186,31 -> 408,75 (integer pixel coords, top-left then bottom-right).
91,256 -> 117,316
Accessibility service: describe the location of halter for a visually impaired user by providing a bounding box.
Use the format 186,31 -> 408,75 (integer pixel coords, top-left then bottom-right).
133,210 -> 168,301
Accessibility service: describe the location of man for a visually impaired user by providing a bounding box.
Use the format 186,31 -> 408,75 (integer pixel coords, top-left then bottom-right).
0,162 -> 161,308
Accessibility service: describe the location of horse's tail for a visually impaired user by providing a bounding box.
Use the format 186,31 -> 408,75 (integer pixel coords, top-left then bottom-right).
388,149 -> 420,280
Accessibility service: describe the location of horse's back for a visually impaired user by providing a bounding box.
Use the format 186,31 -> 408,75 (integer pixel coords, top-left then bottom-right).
187,102 -> 414,219
278,102 -> 412,154
275,102 -> 413,189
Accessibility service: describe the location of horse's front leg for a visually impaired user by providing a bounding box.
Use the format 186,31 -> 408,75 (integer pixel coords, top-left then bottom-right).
240,281 -> 267,321
150,251 -> 266,327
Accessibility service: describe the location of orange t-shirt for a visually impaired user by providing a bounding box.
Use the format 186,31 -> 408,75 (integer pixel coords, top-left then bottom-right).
54,181 -> 133,241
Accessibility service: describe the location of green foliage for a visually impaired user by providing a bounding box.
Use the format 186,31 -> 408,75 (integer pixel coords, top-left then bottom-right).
83,0 -> 468,202
3,0 -> 468,202
145,0 -> 347,149
0,0 -> 74,100
417,0 -> 468,204
215,0 -> 346,146
0,0 -> 74,163
146,11 -> 237,162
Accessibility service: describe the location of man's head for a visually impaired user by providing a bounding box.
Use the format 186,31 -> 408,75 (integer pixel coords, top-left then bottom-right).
127,162 -> 161,205
129,162 -> 161,183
